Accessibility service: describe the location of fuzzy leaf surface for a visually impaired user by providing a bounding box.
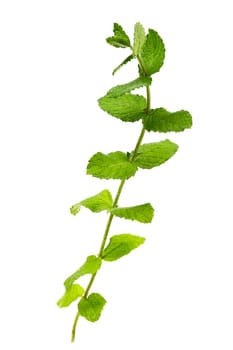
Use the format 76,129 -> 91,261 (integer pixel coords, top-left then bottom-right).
78,293 -> 106,322
143,108 -> 192,132
57,284 -> 84,308
70,190 -> 113,215
64,256 -> 102,290
134,140 -> 179,169
102,234 -> 145,261
110,203 -> 154,223
112,54 -> 134,75
106,23 -> 131,48
140,29 -> 165,75
107,77 -> 152,98
98,93 -> 146,122
87,151 -> 137,180
133,22 -> 146,56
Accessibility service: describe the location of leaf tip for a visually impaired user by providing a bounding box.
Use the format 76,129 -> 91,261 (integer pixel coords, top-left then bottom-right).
70,204 -> 81,215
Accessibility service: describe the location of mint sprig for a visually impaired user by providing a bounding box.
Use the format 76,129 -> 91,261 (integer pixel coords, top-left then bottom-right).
57,22 -> 192,343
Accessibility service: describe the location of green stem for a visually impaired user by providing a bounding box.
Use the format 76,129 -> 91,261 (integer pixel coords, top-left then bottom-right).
98,179 -> 125,256
71,73 -> 151,343
71,312 -> 80,342
146,85 -> 151,113
129,127 -> 145,162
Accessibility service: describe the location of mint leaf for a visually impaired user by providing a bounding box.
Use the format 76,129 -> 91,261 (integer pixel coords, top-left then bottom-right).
133,22 -> 146,56
64,256 -> 102,290
106,23 -> 131,48
57,284 -> 84,308
87,151 -> 137,180
69,204 -> 81,215
78,293 -> 106,322
107,77 -> 152,98
98,93 -> 146,122
102,234 -> 145,261
70,190 -> 113,215
112,54 -> 134,75
110,203 -> 154,223
134,140 -> 178,169
140,29 -> 165,75
143,108 -> 192,132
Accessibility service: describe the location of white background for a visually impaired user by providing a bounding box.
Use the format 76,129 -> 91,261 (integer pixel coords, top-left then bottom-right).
1,1 -> 233,349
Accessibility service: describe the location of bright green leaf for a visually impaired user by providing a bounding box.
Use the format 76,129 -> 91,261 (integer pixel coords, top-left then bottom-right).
64,256 -> 102,290
106,23 -> 131,48
98,93 -> 146,122
70,203 -> 80,215
112,54 -> 134,75
69,203 -> 81,215
57,284 -> 84,308
133,22 -> 146,56
143,108 -> 192,132
87,151 -> 137,180
102,234 -> 145,261
140,29 -> 165,75
134,140 -> 178,169
110,203 -> 154,223
78,293 -> 106,322
70,190 -> 113,215
107,77 -> 152,98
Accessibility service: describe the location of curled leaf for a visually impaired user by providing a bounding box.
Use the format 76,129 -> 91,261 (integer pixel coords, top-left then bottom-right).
64,256 -> 102,290
106,23 -> 131,48
57,284 -> 84,308
70,190 -> 113,215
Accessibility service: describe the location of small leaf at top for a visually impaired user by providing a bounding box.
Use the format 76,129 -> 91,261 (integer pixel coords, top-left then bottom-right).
102,234 -> 145,262
64,256 -> 102,290
110,203 -> 154,223
112,54 -> 134,75
98,93 -> 147,122
57,284 -> 84,308
134,140 -> 178,169
78,293 -> 107,322
107,77 -> 152,98
143,108 -> 192,132
106,23 -> 131,48
133,22 -> 146,57
140,29 -> 165,75
70,190 -> 113,215
87,151 -> 137,180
